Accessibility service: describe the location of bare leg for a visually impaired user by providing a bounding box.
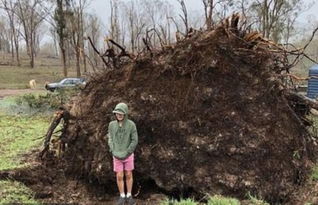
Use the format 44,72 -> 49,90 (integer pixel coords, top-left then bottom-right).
116,171 -> 125,195
125,171 -> 133,194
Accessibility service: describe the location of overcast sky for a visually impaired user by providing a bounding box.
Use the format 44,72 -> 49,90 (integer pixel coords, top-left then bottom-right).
88,0 -> 318,27
40,0 -> 318,45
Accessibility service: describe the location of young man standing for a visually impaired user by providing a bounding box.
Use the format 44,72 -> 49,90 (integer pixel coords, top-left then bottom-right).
108,102 -> 138,205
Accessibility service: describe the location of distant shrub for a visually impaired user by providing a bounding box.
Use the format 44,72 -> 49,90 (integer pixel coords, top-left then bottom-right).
54,87 -> 80,104
14,89 -> 79,112
15,93 -> 59,110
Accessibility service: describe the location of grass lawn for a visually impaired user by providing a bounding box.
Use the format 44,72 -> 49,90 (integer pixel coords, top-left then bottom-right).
0,114 -> 50,171
160,195 -> 269,205
0,180 -> 39,204
0,66 -> 78,89
0,55 -> 79,89
0,111 -> 50,204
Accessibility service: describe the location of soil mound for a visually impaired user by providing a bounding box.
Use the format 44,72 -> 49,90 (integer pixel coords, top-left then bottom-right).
54,15 -> 317,203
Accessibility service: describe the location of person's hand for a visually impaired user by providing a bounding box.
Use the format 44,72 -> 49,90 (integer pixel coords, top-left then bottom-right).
114,156 -> 127,160
113,151 -> 128,160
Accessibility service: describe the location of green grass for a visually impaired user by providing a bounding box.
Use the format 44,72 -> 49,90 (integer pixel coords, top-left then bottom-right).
246,193 -> 269,205
160,195 -> 243,205
0,91 -> 68,116
308,114 -> 318,137
0,105 -> 50,204
0,96 -> 17,113
0,65 -> 77,89
310,165 -> 318,181
0,92 -> 43,114
0,114 -> 50,171
0,66 -> 55,89
207,195 -> 240,205
309,114 -> 318,181
160,198 -> 198,205
0,90 -> 52,204
0,180 -> 39,204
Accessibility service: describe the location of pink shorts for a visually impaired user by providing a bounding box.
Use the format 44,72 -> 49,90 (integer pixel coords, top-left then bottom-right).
113,153 -> 134,172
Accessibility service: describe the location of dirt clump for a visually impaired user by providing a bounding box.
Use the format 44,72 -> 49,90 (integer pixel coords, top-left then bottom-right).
48,15 -> 317,204
0,149 -> 164,204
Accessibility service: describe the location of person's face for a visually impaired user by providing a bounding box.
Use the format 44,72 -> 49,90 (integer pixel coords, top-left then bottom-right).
115,113 -> 124,121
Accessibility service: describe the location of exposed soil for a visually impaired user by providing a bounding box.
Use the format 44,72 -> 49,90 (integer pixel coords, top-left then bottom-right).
52,15 -> 318,204
2,148 -> 318,205
0,149 -> 167,205
289,181 -> 318,205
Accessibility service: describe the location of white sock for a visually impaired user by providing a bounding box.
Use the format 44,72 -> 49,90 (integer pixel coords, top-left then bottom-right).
126,192 -> 131,198
120,193 -> 125,198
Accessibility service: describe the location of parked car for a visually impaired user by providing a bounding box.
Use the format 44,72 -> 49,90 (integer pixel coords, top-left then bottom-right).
45,78 -> 86,92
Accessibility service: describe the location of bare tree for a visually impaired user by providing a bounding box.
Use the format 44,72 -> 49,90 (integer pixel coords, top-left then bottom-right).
157,2 -> 175,46
109,0 -> 121,43
78,0 -> 88,74
249,0 -> 303,43
0,0 -> 21,65
87,13 -> 101,67
15,0 -> 48,68
120,0 -> 147,52
202,0 -> 235,29
54,0 -> 71,77
202,0 -> 213,29
34,23 -> 47,56
49,27 -> 59,56
103,0 -> 177,52
69,0 -> 89,77
0,17 -> 11,55
142,0 -> 167,47
177,0 -> 189,35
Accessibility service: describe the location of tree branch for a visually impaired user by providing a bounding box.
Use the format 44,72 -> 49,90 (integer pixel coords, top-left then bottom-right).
87,36 -> 110,67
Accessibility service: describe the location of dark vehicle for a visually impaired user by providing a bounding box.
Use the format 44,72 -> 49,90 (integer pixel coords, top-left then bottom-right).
45,78 -> 86,92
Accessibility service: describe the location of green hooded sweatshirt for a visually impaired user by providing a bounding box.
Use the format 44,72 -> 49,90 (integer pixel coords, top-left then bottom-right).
107,103 -> 138,159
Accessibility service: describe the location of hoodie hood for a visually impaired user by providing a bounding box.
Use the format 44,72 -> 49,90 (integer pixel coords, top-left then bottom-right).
112,103 -> 129,120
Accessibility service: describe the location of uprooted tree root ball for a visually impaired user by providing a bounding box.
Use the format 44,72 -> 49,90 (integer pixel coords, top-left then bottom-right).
44,15 -> 317,204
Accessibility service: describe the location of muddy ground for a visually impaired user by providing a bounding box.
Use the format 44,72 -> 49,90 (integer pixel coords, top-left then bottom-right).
0,147 -> 317,205
0,88 -> 317,204
0,148 -> 169,205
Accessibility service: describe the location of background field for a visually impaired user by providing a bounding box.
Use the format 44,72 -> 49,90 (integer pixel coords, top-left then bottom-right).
0,55 -> 80,90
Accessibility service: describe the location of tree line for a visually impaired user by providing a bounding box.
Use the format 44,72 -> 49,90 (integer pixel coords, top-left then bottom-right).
0,0 -> 314,77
